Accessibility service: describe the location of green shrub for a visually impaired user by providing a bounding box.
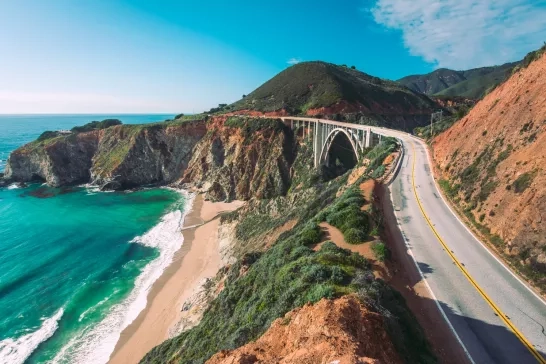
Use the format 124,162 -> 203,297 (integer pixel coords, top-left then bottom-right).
371,241 -> 390,261
344,228 -> 367,244
71,119 -> 122,133
37,131 -> 59,141
371,164 -> 386,178
513,172 -> 535,193
322,187 -> 370,242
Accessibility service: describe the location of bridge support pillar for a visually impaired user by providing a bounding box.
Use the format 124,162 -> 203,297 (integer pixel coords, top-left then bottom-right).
365,128 -> 371,148
313,121 -> 323,168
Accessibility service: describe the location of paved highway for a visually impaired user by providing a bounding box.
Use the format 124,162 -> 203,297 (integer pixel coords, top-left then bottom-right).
379,127 -> 546,364
281,117 -> 546,363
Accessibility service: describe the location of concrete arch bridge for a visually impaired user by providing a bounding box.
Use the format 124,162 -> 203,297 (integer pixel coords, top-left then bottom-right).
279,117 -> 389,168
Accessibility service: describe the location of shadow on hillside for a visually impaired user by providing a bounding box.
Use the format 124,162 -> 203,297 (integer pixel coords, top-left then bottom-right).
374,183 -> 546,364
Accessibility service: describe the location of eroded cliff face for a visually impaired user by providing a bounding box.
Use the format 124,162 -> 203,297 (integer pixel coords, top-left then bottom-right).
4,117 -> 303,201
91,122 -> 207,189
4,131 -> 100,186
4,120 -> 207,189
207,296 -> 402,364
433,50 -> 546,276
180,117 -> 296,201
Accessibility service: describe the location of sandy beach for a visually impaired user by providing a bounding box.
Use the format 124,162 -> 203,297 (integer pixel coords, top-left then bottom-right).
109,193 -> 244,364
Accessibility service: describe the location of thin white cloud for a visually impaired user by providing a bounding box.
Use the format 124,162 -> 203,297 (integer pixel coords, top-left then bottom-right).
287,57 -> 302,65
369,0 -> 546,69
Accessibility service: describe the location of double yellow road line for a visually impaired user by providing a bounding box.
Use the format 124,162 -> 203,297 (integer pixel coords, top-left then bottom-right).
409,141 -> 546,364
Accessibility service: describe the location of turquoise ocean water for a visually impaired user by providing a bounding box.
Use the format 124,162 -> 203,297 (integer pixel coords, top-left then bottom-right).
0,115 -> 191,363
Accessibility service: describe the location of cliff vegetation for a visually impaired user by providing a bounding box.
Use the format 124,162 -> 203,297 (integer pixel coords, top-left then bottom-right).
142,141 -> 434,364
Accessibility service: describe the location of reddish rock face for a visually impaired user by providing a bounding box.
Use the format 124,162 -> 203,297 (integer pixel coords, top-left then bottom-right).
433,51 -> 546,274
181,117 -> 296,201
206,296 -> 403,364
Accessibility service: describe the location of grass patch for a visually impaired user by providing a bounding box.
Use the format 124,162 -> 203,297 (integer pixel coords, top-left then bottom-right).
371,241 -> 390,261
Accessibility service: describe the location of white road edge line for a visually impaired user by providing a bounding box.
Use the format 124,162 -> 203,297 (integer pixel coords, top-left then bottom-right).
391,186 -> 476,364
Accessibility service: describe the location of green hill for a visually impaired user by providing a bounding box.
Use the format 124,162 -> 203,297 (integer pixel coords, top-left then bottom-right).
398,62 -> 519,99
231,61 -> 437,116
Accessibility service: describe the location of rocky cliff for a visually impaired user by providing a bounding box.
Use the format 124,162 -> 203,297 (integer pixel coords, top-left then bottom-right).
433,46 -> 546,283
207,296 -> 402,364
3,117 -> 304,201
4,120 -> 207,190
180,117 -> 296,201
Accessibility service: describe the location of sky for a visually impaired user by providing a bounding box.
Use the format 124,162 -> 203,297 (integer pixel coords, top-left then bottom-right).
1,0 -> 545,114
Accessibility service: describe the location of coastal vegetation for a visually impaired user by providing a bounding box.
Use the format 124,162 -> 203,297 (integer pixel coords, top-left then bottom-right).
143,137 -> 434,364
71,118 -> 122,133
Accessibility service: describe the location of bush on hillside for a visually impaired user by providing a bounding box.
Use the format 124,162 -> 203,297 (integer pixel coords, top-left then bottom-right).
71,119 -> 122,133
37,131 -> 60,141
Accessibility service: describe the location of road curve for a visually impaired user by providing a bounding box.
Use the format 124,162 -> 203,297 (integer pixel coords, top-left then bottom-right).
281,117 -> 546,364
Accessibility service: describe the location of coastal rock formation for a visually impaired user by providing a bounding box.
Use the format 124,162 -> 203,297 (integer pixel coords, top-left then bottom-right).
207,296 -> 402,364
4,130 -> 100,186
3,117 -> 303,200
180,117 -> 296,201
433,46 -> 546,276
4,120 -> 207,190
91,122 -> 206,189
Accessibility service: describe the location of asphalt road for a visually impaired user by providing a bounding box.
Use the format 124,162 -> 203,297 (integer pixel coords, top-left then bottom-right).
377,128 -> 546,364
277,116 -> 546,363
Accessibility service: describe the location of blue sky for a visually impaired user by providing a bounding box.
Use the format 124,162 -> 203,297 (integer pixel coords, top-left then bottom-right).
1,0 -> 545,113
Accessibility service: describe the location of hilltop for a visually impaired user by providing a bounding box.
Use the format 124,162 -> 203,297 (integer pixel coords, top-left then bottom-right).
433,45 -> 546,289
398,61 -> 519,99
228,61 -> 439,131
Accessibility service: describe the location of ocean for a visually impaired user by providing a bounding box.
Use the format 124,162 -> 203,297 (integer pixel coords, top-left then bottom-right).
0,114 -> 191,363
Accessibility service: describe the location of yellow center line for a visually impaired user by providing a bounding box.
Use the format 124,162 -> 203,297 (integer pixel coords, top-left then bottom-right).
409,141 -> 546,364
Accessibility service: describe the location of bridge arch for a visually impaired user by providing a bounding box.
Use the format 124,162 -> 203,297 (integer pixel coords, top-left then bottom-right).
318,128 -> 359,168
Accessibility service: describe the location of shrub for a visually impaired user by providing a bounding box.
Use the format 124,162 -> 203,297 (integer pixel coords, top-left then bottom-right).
71,119 -> 122,133
372,241 -> 390,261
344,228 -> 367,244
513,172 -> 535,193
299,225 -> 322,246
37,131 -> 59,141
371,164 -> 386,179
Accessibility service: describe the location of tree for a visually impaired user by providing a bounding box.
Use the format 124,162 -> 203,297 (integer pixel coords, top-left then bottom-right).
351,65 -> 356,70
242,94 -> 247,98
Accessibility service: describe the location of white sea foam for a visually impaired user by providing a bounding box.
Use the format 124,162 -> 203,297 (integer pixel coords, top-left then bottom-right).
52,190 -> 194,364
0,308 -> 64,364
78,289 -> 120,323
7,183 -> 20,190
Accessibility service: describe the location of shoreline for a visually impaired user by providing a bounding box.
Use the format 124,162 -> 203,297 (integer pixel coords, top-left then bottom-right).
109,193 -> 243,364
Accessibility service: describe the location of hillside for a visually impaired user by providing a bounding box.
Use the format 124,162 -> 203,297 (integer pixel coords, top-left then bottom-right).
432,45 -> 546,289
229,61 -> 438,131
207,296 -> 403,364
398,62 -> 518,99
